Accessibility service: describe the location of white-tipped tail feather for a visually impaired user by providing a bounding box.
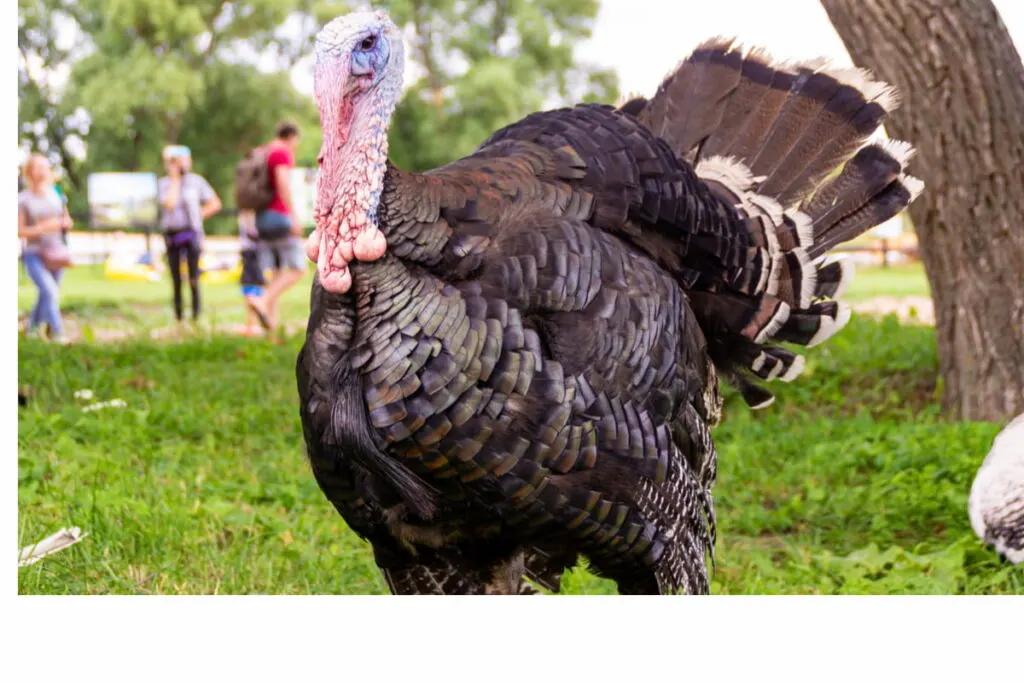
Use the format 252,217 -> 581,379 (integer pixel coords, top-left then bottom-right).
754,302 -> 791,345
807,303 -> 852,348
827,256 -> 857,302
779,354 -> 806,383
902,174 -> 925,202
695,155 -> 763,192
881,139 -> 917,165
790,210 -> 814,248
751,352 -> 766,373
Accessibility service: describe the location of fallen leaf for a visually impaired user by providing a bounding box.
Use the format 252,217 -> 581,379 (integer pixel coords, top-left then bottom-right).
120,375 -> 157,390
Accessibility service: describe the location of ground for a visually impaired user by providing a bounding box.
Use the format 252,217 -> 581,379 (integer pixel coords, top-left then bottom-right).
17,263 -> 316,342
17,263 -> 1023,594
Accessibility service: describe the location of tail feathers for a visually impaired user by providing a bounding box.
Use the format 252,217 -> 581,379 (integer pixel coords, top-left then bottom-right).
810,172 -> 923,258
748,68 -> 846,185
762,69 -> 898,205
687,141 -> 913,410
735,376 -> 776,410
639,38 -> 740,162
774,79 -> 897,205
814,257 -> 855,300
670,40 -> 746,162
802,140 -> 915,237
772,301 -> 853,348
749,346 -> 805,382
618,96 -> 649,117
700,47 -> 794,161
688,290 -> 791,346
636,39 -> 923,410
640,40 -> 899,210
707,334 -> 808,410
695,156 -> 819,311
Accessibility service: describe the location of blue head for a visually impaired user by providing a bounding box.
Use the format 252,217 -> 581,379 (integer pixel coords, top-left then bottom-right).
311,10 -> 405,294
314,10 -> 404,129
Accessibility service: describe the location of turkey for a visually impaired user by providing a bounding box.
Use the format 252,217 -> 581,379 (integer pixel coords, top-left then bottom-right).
969,414 -> 1024,564
296,9 -> 923,594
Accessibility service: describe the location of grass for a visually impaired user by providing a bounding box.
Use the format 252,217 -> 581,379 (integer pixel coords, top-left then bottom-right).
19,261 -> 928,333
840,262 -> 930,302
18,263 -> 316,337
19,262 -> 1021,595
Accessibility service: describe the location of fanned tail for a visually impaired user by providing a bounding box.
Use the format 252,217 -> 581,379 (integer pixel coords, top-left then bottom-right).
628,38 -> 923,408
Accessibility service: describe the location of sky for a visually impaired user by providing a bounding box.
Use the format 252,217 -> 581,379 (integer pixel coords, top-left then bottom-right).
29,0 -> 1024,103
286,0 -> 1024,98
576,0 -> 1024,99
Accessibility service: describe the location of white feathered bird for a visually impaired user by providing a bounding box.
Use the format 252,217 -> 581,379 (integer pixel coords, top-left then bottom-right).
969,413 -> 1024,564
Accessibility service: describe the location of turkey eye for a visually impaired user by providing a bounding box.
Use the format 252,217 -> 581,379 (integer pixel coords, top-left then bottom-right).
360,35 -> 376,51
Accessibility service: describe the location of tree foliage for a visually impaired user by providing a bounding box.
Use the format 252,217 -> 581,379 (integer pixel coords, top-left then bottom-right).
18,0 -> 91,190
17,0 -> 617,229
383,0 -> 618,171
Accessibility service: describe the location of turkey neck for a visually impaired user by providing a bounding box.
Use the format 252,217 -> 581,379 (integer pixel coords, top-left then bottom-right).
319,88 -> 392,239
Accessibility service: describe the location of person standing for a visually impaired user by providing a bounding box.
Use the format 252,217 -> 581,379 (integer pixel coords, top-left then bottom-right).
248,121 -> 305,332
157,145 -> 221,324
237,209 -> 266,336
18,154 -> 73,343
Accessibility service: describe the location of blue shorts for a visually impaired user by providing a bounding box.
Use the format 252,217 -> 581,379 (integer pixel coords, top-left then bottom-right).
242,285 -> 263,297
255,209 -> 293,238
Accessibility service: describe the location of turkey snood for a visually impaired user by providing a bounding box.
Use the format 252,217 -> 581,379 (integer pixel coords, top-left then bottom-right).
309,11 -> 402,294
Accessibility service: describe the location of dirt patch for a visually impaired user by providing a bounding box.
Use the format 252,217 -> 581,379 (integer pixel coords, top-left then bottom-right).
21,315 -> 308,344
852,296 -> 934,326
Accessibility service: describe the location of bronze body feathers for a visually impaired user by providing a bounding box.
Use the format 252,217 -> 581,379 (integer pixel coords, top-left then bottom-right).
297,39 -> 922,594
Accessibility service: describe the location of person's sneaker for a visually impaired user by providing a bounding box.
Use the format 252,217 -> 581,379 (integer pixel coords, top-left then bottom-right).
51,335 -> 72,346
24,328 -> 41,340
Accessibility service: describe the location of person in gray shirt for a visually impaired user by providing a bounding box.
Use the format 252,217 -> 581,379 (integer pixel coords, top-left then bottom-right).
18,154 -> 73,343
157,145 -> 221,323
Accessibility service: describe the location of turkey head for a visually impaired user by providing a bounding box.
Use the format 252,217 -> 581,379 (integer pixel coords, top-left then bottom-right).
309,10 -> 405,294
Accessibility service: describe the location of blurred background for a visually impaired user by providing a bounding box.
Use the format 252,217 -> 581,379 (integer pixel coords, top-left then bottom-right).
17,0 -> 1024,595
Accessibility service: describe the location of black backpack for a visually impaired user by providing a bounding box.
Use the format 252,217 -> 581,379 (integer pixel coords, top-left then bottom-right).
234,147 -> 274,213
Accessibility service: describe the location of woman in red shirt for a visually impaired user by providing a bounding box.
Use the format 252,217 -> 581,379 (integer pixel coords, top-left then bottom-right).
249,121 -> 306,332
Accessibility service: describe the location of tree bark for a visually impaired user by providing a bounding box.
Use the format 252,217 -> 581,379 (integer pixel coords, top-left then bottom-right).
821,0 -> 1024,422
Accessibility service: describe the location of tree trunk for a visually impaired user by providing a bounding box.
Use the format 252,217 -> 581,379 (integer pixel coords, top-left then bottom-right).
821,0 -> 1024,422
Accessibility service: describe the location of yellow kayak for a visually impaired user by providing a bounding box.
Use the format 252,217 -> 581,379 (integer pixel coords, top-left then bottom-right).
103,255 -> 242,284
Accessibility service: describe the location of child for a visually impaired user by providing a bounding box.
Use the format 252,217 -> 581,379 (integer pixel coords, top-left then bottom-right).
239,209 -> 269,336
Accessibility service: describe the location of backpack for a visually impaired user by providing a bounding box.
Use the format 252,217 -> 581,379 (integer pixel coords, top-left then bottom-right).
234,147 -> 275,213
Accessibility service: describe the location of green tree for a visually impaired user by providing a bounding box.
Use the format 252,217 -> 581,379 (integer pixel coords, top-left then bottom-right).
62,0 -> 332,222
18,0 -> 91,191
381,0 -> 618,171
18,0 -> 615,229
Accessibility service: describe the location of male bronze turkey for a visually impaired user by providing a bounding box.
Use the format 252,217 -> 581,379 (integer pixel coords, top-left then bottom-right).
297,9 -> 923,594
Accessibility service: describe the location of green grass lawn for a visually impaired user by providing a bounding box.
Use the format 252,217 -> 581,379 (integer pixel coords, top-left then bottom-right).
840,262 -> 931,302
18,261 -> 928,334
17,263 -> 316,337
20,261 -> 1020,595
